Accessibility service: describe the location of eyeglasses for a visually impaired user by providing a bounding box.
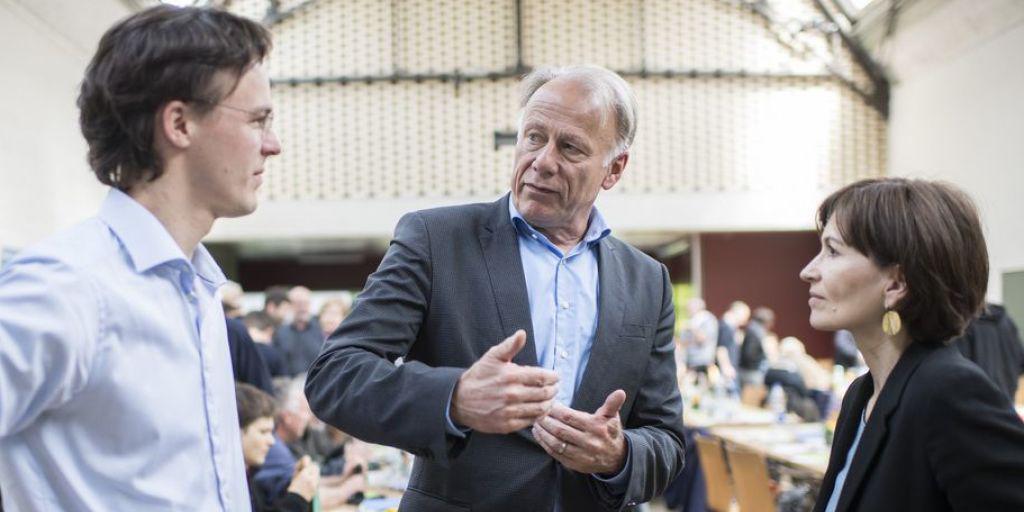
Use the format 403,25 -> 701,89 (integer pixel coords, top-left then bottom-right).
191,99 -> 274,136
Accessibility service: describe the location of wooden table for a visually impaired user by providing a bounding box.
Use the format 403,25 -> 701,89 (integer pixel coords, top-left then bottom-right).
709,422 -> 829,479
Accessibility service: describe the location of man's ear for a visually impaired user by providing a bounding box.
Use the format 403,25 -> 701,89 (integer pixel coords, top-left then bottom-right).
602,151 -> 629,190
155,100 -> 194,150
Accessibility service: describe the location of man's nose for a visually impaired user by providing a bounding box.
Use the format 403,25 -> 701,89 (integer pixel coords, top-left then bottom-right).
531,142 -> 559,175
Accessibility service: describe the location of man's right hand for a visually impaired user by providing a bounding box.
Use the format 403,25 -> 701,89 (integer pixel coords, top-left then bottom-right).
287,455 -> 321,502
450,330 -> 559,434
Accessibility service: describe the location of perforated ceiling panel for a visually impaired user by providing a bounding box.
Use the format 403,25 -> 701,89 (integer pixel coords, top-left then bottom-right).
228,0 -> 887,201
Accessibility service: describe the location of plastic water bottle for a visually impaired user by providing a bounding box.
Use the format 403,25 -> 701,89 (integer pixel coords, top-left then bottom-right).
768,383 -> 787,423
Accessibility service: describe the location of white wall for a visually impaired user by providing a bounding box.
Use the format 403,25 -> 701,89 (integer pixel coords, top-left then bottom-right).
886,1 -> 1024,301
0,0 -> 130,253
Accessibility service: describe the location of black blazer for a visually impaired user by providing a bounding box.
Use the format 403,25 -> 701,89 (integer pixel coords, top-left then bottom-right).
813,341 -> 1024,512
305,195 -> 686,511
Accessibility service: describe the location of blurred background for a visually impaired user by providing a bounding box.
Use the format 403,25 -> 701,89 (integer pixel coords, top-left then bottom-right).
1,0 -> 1021,359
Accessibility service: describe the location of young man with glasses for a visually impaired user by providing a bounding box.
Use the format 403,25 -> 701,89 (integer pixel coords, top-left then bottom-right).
0,5 -> 280,510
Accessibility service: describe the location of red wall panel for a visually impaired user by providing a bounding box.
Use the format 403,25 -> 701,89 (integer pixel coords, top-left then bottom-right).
700,232 -> 831,358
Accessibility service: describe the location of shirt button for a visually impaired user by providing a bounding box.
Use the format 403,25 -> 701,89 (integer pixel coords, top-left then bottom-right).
560,349 -> 568,359
560,300 -> 570,309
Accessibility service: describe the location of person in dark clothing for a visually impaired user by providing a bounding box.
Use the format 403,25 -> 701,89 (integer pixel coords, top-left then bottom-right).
226,317 -> 274,395
833,330 -> 862,368
952,303 -> 1024,402
236,382 -> 318,512
739,307 -> 776,386
245,311 -> 289,377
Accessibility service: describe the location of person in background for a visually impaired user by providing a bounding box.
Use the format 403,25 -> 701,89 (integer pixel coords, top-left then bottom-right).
263,285 -> 293,327
801,177 -> 1024,511
273,286 -> 325,375
0,5 -> 278,509
681,298 -> 719,374
317,297 -> 350,340
716,300 -> 750,385
236,382 -> 319,512
952,303 -> 1024,402
222,280 -> 246,319
246,311 -> 288,377
833,329 -> 863,369
739,306 -> 777,387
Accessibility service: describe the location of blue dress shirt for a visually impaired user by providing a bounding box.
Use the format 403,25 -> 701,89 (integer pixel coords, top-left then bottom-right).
509,200 -> 632,493
0,189 -> 249,511
825,409 -> 868,512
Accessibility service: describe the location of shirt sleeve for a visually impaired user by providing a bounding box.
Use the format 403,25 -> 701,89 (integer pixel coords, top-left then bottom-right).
0,257 -> 102,436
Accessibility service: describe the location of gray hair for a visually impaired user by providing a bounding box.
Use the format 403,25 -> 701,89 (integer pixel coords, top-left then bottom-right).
273,374 -> 306,413
518,65 -> 638,165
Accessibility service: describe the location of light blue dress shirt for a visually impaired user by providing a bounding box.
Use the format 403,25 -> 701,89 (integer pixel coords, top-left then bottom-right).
825,409 -> 868,512
0,189 -> 249,511
509,199 -> 632,493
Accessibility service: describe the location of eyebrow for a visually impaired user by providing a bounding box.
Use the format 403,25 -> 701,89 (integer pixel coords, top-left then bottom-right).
822,236 -> 845,247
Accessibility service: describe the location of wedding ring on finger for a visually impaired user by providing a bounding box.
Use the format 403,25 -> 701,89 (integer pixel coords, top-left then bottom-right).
558,441 -> 567,455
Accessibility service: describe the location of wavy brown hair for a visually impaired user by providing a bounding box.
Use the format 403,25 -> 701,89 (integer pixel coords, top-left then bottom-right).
78,5 -> 271,190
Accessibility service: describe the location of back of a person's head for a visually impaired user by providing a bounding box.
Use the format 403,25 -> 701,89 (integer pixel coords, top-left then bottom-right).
78,5 -> 271,191
263,285 -> 291,308
243,311 -> 275,332
817,177 -> 988,342
752,307 -> 775,327
235,382 -> 277,429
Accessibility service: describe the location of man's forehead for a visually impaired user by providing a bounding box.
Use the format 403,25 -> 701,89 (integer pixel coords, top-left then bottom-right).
523,79 -> 611,134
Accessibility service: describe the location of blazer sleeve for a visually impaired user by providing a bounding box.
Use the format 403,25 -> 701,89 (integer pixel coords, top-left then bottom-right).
927,361 -> 1024,510
304,212 -> 465,465
610,263 -> 687,510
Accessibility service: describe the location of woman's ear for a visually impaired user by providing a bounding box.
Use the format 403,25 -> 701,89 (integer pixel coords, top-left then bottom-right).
883,265 -> 908,309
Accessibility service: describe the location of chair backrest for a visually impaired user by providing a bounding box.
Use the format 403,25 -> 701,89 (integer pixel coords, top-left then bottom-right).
1016,375 -> 1024,406
725,444 -> 776,512
740,384 -> 767,407
695,435 -> 735,512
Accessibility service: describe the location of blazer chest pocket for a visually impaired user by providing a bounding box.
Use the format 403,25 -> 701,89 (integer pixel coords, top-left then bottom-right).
618,322 -> 652,340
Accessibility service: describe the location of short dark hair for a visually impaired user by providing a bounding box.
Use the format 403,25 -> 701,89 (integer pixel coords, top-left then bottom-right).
78,5 -> 272,190
243,311 -> 275,332
264,286 -> 291,308
235,382 -> 277,429
817,178 -> 988,343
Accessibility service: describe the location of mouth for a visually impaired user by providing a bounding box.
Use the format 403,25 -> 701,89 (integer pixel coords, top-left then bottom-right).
523,183 -> 558,195
808,292 -> 826,306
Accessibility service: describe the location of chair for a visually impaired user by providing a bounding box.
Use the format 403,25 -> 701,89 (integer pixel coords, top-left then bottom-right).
740,384 -> 767,407
725,444 -> 776,512
695,435 -> 736,512
1016,375 -> 1024,406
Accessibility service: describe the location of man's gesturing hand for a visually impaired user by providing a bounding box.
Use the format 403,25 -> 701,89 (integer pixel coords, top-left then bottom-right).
532,390 -> 628,475
451,330 -> 559,434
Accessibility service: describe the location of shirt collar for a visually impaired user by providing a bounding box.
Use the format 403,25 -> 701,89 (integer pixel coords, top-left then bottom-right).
98,188 -> 226,287
507,196 -> 611,249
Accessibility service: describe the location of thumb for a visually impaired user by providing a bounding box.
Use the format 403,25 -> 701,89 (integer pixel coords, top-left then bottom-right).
596,389 -> 627,418
485,330 -> 527,363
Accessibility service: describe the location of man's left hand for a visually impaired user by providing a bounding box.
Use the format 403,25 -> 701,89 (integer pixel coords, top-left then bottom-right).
532,390 -> 628,475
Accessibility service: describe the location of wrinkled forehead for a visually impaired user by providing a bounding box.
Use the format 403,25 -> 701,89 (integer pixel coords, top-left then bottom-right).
523,78 -> 613,135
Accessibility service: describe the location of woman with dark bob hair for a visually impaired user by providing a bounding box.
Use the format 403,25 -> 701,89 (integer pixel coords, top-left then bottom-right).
800,178 -> 1024,512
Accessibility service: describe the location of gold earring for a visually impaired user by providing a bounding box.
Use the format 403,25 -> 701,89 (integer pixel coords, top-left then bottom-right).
882,310 -> 902,336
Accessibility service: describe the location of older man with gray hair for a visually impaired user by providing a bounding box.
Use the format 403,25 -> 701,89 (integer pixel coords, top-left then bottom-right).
306,65 -> 685,511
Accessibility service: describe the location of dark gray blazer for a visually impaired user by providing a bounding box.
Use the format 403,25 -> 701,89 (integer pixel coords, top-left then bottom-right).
305,195 -> 685,511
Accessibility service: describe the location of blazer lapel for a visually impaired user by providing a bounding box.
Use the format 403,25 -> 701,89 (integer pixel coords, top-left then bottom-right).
478,194 -> 538,367
833,342 -> 935,512
570,238 -> 625,413
813,377 -> 871,512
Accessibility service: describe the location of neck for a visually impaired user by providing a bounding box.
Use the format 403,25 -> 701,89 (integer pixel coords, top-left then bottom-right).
851,325 -> 912,416
128,175 -> 215,259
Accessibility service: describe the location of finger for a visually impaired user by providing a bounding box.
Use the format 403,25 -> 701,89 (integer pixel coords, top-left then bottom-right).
504,384 -> 558,404
503,399 -> 554,420
531,421 -> 563,457
548,403 -> 595,431
505,365 -> 559,387
596,389 -> 627,418
485,330 -> 527,363
538,414 -> 588,447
